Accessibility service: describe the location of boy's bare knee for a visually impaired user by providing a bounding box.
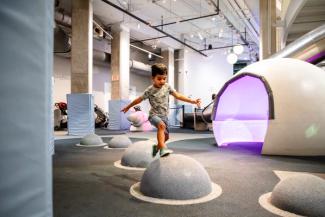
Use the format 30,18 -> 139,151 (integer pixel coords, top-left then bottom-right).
158,122 -> 166,130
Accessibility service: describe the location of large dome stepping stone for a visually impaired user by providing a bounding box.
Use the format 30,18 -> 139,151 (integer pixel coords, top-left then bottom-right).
130,154 -> 222,205
114,140 -> 159,171
259,174 -> 325,217
76,133 -> 107,147
104,135 -> 132,149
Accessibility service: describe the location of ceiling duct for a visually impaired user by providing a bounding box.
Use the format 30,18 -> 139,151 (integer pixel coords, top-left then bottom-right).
54,26 -> 70,53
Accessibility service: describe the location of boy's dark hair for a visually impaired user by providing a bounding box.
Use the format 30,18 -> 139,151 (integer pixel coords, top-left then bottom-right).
151,63 -> 167,77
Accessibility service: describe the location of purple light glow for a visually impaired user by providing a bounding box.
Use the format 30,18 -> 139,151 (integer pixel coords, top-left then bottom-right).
306,51 -> 325,64
213,75 -> 269,146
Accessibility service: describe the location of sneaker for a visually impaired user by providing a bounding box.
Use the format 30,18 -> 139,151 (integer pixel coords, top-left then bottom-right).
160,148 -> 173,157
152,145 -> 159,157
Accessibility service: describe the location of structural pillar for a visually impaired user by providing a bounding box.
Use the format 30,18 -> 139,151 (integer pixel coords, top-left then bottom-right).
0,1 -> 53,216
175,48 -> 192,117
177,49 -> 189,98
259,0 -> 277,59
109,23 -> 131,130
71,0 -> 93,93
161,48 -> 175,105
68,0 -> 94,135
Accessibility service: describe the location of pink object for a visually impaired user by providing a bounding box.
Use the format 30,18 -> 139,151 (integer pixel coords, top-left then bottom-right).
127,111 -> 153,132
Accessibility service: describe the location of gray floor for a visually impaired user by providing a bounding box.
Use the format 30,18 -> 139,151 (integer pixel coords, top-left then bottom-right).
53,134 -> 325,217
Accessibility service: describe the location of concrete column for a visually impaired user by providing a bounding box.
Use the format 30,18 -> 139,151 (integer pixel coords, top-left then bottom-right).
161,48 -> 175,105
71,0 -> 93,93
177,49 -> 189,97
69,0 -> 94,135
0,1 -> 53,216
111,23 -> 130,100
259,0 -> 277,59
109,24 -> 131,130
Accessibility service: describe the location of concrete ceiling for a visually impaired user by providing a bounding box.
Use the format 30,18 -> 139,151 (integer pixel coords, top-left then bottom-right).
56,0 -> 260,58
287,0 -> 325,44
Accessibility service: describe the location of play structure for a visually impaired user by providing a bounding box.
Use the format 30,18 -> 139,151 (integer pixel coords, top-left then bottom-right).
212,58 -> 325,156
127,109 -> 153,132
271,24 -> 325,64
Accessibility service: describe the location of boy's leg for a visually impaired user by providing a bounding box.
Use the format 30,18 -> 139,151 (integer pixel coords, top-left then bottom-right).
157,121 -> 167,149
162,118 -> 169,142
149,116 -> 166,156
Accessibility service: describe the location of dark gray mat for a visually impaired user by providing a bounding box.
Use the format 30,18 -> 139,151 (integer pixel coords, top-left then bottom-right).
54,137 -> 325,217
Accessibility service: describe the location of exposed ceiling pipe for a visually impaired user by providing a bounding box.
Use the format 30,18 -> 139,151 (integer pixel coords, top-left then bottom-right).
129,59 -> 151,72
233,0 -> 259,35
55,11 -> 71,27
206,0 -> 248,46
222,0 -> 259,45
199,43 -> 247,51
93,20 -> 113,39
130,44 -> 164,59
160,0 -> 216,40
131,36 -> 168,44
207,0 -> 220,12
270,24 -> 325,63
55,11 -> 113,39
101,0 -> 207,57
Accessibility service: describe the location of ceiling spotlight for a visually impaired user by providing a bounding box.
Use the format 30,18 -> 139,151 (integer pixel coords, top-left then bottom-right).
137,23 -> 141,29
197,32 -> 204,40
148,53 -> 152,58
211,17 -> 216,21
227,53 -> 238,64
190,34 -> 194,38
233,44 -> 244,54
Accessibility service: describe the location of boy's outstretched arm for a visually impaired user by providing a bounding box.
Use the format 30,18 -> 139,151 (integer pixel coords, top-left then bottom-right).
171,91 -> 201,108
121,96 -> 143,113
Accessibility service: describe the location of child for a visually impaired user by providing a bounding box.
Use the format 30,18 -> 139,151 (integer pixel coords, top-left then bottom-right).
121,63 -> 201,157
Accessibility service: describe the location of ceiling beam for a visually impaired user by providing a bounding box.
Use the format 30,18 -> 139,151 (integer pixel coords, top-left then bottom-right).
153,13 -> 219,28
199,43 -> 247,51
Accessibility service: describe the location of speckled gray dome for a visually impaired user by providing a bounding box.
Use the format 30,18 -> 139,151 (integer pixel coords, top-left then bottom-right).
108,135 -> 132,148
140,154 -> 212,200
270,174 -> 325,217
79,134 -> 105,146
121,140 -> 158,168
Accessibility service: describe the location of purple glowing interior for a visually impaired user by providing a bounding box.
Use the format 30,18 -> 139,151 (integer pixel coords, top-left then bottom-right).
213,75 -> 269,146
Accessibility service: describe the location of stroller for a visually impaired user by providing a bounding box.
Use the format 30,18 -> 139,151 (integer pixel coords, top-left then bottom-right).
94,104 -> 109,128
54,102 -> 68,130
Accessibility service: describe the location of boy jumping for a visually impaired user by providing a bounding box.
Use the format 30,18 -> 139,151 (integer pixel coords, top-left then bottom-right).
121,63 -> 201,157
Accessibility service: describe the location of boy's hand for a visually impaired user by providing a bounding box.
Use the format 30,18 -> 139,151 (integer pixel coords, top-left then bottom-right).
193,98 -> 201,108
121,107 -> 129,113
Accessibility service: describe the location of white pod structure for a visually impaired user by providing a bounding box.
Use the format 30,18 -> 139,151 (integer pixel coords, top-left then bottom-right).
212,58 -> 325,156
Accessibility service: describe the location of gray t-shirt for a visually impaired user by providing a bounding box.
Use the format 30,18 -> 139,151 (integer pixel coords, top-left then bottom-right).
141,83 -> 175,118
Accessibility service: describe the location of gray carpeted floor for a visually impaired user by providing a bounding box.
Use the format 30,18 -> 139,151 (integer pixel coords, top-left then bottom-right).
53,136 -> 325,217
